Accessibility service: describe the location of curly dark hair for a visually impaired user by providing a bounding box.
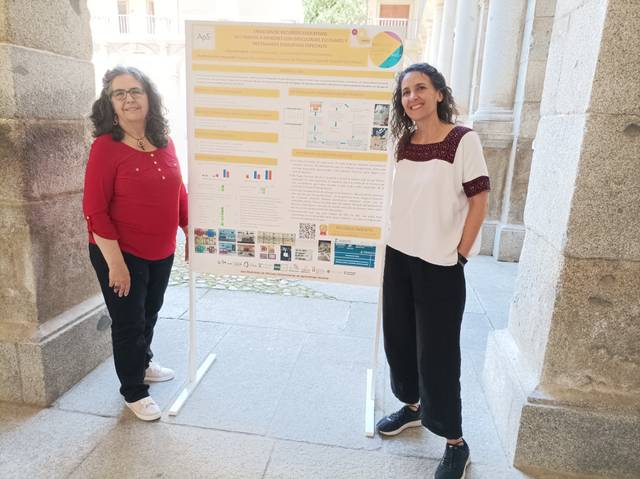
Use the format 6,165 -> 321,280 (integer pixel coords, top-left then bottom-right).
90,65 -> 169,148
390,63 -> 458,152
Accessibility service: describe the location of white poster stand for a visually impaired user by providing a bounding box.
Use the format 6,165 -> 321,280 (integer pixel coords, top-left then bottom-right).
365,284 -> 384,436
168,270 -> 216,416
169,21 -> 403,434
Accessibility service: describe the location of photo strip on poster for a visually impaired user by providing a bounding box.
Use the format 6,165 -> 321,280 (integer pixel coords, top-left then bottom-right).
186,22 -> 404,286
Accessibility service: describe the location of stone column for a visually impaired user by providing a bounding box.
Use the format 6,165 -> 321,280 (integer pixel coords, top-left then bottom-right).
435,0 -> 458,80
468,0 -> 489,117
0,0 -> 111,405
471,0 -> 527,255
474,0 -> 527,121
483,1 -> 640,477
427,0 -> 444,64
491,0 -> 557,261
449,0 -> 480,118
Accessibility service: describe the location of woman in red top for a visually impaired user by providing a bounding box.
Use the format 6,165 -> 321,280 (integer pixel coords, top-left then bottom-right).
83,66 -> 188,421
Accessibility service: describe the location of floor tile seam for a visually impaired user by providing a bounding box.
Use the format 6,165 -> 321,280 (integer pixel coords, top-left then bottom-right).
379,446 -> 442,462
264,434 -> 496,466
485,313 -> 502,331
51,405 -> 122,420
184,287 -> 379,305
266,434 -> 385,454
206,321 -> 234,352
158,313 -> 187,320
483,309 -> 511,330
196,288 -> 339,302
61,415 -> 120,479
169,316 -> 376,339
160,419 -> 276,441
263,332 -> 312,436
382,441 -> 510,467
328,298 -> 379,305
475,295 -> 510,317
161,419 -> 388,456
468,287 -> 488,315
265,435 -> 523,472
154,317 -> 234,347
462,312 -> 494,331
260,440 -> 278,479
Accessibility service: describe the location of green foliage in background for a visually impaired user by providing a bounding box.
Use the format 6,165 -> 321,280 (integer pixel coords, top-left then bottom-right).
303,0 -> 368,24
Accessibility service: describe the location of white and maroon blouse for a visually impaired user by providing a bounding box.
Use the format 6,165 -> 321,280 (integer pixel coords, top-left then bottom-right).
387,126 -> 490,266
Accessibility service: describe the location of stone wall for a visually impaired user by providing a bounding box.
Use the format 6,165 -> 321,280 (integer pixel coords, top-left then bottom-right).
0,0 -> 111,405
483,0 -> 640,476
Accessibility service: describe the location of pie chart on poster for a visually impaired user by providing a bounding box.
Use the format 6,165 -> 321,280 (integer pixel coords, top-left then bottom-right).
370,31 -> 403,68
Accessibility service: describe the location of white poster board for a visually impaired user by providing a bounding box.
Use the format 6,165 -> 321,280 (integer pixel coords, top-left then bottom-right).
171,21 -> 405,434
186,21 -> 404,285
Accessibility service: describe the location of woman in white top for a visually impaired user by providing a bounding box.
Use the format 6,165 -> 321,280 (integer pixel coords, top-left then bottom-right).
375,63 -> 490,479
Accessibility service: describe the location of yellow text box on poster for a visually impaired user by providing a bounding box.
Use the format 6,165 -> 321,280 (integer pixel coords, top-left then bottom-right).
195,129 -> 278,143
328,224 -> 381,240
192,63 -> 395,79
194,86 -> 280,97
195,107 -> 279,121
193,25 -> 368,67
292,149 -> 388,162
289,87 -> 391,101
195,153 -> 278,166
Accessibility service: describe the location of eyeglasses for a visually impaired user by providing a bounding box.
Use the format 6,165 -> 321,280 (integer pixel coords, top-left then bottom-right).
110,87 -> 145,102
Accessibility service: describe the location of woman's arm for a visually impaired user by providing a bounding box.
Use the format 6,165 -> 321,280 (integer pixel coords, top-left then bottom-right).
181,225 -> 189,262
457,191 -> 489,259
93,233 -> 130,297
83,140 -> 129,296
178,181 -> 189,261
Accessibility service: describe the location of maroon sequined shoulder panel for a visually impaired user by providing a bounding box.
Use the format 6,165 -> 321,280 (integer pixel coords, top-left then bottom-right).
397,126 -> 472,163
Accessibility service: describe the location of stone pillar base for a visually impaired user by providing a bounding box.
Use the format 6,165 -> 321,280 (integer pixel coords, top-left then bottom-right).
483,330 -> 640,479
479,220 -> 498,256
493,224 -> 525,262
0,295 -> 112,405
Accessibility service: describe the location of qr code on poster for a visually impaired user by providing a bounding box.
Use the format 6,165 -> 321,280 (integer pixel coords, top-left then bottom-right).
298,222 -> 316,240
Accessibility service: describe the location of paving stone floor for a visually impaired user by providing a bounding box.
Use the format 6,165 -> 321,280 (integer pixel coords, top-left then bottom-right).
0,253 -> 544,479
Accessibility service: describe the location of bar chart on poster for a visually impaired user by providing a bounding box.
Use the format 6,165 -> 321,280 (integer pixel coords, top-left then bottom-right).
186,22 -> 404,287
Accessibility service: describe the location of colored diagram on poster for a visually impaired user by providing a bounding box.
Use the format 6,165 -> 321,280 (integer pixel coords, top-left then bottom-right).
307,101 -> 371,151
370,31 -> 403,68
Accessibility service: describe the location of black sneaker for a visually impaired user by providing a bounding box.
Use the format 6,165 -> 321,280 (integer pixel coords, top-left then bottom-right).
376,405 -> 422,436
434,440 -> 470,479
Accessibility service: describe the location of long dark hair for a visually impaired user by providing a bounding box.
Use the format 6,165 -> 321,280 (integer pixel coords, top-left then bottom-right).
390,63 -> 458,152
90,66 -> 169,148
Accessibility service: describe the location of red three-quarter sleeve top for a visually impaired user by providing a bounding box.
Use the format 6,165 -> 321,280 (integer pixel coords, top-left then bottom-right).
82,134 -> 188,261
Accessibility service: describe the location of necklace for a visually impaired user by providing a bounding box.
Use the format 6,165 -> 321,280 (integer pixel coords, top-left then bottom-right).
123,131 -> 146,150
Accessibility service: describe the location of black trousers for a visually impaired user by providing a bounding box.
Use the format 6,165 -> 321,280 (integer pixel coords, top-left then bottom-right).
89,243 -> 174,403
382,246 -> 466,439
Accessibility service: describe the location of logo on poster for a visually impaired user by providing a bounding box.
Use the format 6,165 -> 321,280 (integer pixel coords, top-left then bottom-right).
193,26 -> 215,49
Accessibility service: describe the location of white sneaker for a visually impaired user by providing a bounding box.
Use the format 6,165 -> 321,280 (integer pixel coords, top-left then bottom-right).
125,396 -> 161,421
144,361 -> 175,382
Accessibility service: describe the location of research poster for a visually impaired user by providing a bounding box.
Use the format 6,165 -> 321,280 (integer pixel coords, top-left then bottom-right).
186,22 -> 404,286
